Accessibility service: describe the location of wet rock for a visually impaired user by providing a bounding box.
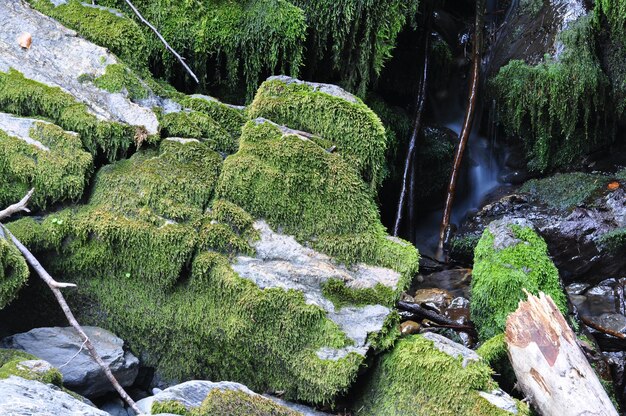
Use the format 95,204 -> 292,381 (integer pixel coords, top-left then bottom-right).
411,288 -> 453,313
0,376 -> 108,415
100,399 -> 130,416
400,321 -> 421,335
445,297 -> 471,327
1,326 -> 139,397
415,268 -> 472,299
605,351 -> 626,410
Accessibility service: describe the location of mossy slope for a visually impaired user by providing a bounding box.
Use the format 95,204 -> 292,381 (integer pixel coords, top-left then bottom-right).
354,335 -> 528,416
471,222 -> 567,341
0,122 -> 92,210
248,77 -> 388,189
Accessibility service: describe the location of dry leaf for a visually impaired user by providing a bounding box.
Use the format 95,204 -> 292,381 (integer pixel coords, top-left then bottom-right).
608,181 -> 620,191
18,32 -> 32,49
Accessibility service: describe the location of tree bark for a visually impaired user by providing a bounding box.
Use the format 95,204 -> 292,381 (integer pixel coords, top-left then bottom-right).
505,291 -> 618,416
437,0 -> 485,258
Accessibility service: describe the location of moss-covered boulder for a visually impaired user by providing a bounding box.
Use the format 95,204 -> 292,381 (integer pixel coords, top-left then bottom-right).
354,333 -> 528,415
0,237 -> 29,310
471,219 -> 567,341
0,349 -> 62,386
0,114 -> 92,209
248,76 -> 389,189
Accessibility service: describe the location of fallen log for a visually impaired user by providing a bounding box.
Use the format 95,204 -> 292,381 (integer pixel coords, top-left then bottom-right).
505,291 -> 618,416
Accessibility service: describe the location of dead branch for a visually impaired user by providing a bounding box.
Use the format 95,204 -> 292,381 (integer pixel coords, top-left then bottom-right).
0,188 -> 33,221
123,0 -> 199,84
397,300 -> 476,335
0,191 -> 140,414
580,315 -> 626,340
505,291 -> 618,416
438,0 -> 485,258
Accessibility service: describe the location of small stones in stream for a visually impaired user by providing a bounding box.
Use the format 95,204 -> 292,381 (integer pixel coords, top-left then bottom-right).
400,321 -> 421,335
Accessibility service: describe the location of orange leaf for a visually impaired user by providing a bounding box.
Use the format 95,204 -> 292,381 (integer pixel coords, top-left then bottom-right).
608,181 -> 620,191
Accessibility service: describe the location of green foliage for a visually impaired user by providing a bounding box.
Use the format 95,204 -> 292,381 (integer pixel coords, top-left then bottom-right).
598,227 -> 626,253
520,172 -> 607,211
94,64 -> 150,100
354,335 -> 529,416
158,111 -> 236,154
216,120 -> 418,288
292,0 -> 420,95
249,78 -> 389,189
476,334 -> 517,392
471,224 -> 567,341
0,238 -> 29,310
152,400 -> 191,416
0,69 -> 138,160
490,16 -> 609,171
322,278 -> 395,309
98,0 -> 306,99
0,349 -> 63,386
29,0 -> 148,70
0,123 -> 92,210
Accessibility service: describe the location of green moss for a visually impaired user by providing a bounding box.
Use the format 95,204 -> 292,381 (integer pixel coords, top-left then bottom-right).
0,349 -> 63,386
292,0 -> 420,95
29,0 -> 148,70
598,227 -> 626,253
0,237 -> 29,310
471,224 -> 567,341
216,120 -> 418,288
355,335 -> 529,416
210,199 -> 255,236
0,69 -> 139,160
249,78 -> 389,190
178,97 -> 247,141
520,172 -> 607,211
413,126 -> 455,201
94,64 -> 150,100
152,400 -> 191,416
0,122 -> 92,209
476,334 -> 516,392
322,278 -> 395,309
490,16 -> 610,171
158,111 -> 236,154
195,389 -> 299,416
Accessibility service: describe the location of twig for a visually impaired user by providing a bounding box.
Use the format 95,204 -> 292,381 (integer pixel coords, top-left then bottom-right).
0,223 -> 141,414
123,0 -> 199,84
58,338 -> 89,369
0,189 -> 33,221
397,301 -> 477,335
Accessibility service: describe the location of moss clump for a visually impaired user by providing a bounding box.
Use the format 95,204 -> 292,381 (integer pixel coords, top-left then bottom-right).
29,0 -> 148,70
0,238 -> 29,310
490,16 -> 609,171
520,172 -> 607,211
178,97 -> 247,141
0,349 -> 63,386
158,111 -> 236,154
196,389 -> 299,416
152,400 -> 191,416
0,69 -> 138,160
248,78 -> 389,190
217,120 -> 418,287
97,0 -> 306,99
94,64 -> 150,101
292,0 -> 420,95
355,335 -> 529,416
0,123 -> 93,209
322,278 -> 395,309
598,227 -> 626,253
471,224 -> 567,341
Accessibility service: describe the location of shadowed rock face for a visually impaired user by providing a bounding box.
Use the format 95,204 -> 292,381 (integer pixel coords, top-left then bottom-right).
0,0 -> 158,133
0,375 -> 109,415
1,326 -> 139,397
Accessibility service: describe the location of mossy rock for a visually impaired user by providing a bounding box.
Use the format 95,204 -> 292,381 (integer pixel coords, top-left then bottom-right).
0,120 -> 93,210
216,119 -> 418,285
520,172 -> 607,211
158,111 -> 236,154
0,349 -> 62,387
0,69 -> 139,160
29,0 -> 148,70
178,96 -> 247,141
354,334 -> 528,415
93,64 -> 150,101
0,238 -> 29,310
248,76 -> 389,190
470,220 -> 567,341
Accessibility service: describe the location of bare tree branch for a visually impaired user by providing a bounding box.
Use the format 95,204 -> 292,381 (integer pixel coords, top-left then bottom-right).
0,192 -> 141,414
0,188 -> 33,221
123,0 -> 200,84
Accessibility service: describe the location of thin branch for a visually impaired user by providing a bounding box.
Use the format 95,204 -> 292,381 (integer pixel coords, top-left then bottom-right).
58,338 -> 89,369
0,224 -> 140,414
123,0 -> 199,84
397,301 -> 477,336
0,188 -> 33,221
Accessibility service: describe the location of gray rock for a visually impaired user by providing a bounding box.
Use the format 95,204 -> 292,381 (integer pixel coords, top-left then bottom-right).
421,332 -> 480,368
0,112 -> 64,151
232,220 -> 396,359
0,375 -> 109,415
478,389 -> 519,415
267,75 -> 359,104
0,0 -> 159,134
1,326 -> 139,397
136,380 -> 303,415
100,399 -> 130,416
